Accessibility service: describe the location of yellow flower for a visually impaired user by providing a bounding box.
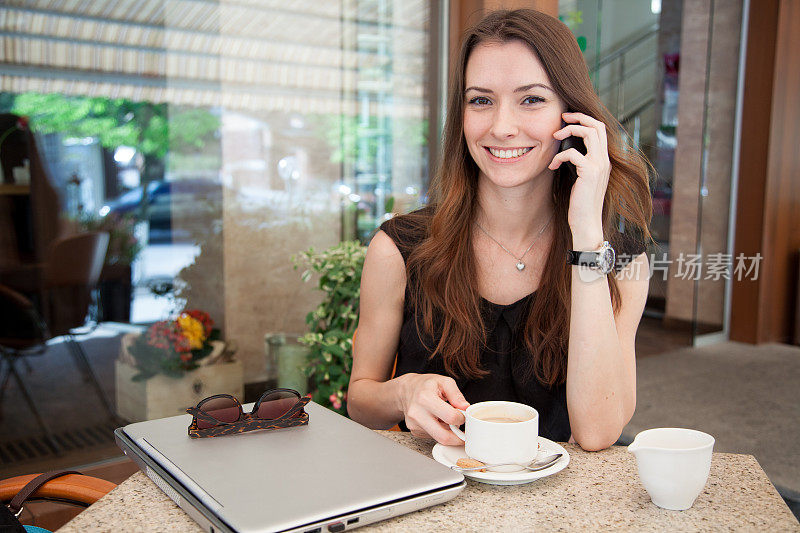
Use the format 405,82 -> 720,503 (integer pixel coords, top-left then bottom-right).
178,313 -> 206,350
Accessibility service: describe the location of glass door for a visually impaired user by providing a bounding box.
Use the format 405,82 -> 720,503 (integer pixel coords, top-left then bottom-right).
692,0 -> 746,345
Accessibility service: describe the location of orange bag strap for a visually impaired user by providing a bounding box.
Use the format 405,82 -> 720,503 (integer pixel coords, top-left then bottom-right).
1,471 -> 116,516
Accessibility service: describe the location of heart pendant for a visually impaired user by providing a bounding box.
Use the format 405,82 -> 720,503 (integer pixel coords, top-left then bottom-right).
516,262 -> 525,271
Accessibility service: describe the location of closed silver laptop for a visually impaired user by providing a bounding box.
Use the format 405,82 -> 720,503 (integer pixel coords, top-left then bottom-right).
115,401 -> 465,533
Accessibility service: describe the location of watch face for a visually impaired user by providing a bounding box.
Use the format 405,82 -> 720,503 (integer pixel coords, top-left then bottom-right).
567,242 -> 616,275
599,245 -> 616,274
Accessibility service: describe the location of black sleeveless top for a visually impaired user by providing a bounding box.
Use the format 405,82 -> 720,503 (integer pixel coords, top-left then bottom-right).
379,207 -> 646,442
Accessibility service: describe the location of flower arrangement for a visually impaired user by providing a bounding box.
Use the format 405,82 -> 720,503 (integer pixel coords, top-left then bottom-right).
77,212 -> 143,266
294,240 -> 366,415
126,309 -> 221,381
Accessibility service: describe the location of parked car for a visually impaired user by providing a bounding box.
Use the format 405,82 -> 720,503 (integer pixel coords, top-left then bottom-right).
100,178 -> 222,242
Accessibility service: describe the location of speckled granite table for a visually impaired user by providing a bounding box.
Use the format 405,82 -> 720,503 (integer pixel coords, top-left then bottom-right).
59,431 -> 799,532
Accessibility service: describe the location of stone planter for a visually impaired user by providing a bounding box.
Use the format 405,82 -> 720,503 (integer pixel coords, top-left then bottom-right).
115,334 -> 244,422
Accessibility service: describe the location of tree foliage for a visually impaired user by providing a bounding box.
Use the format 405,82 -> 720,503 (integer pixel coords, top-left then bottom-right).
11,93 -> 219,158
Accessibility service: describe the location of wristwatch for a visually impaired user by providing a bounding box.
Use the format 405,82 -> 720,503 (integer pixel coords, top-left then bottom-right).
566,240 -> 616,275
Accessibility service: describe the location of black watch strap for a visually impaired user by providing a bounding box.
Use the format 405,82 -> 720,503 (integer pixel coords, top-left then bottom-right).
566,241 -> 616,275
566,250 -> 600,267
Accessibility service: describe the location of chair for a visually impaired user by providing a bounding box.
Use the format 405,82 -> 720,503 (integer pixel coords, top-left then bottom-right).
0,232 -> 115,452
39,231 -> 109,339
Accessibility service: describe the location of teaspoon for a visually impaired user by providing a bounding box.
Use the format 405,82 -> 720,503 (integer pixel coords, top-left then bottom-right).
450,453 -> 563,472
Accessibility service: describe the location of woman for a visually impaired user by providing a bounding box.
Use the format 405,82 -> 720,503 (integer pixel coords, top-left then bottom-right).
347,9 -> 652,451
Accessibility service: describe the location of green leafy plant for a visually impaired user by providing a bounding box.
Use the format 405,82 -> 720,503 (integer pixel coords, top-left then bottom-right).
76,212 -> 143,266
294,241 -> 366,415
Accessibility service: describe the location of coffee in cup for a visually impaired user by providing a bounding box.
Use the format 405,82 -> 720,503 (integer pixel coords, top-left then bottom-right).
473,412 -> 535,424
449,401 -> 539,472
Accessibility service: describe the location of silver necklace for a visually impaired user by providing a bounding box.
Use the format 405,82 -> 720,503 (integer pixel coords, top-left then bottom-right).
475,214 -> 553,271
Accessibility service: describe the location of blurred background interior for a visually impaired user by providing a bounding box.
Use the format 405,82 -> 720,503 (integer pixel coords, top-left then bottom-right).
1,0 -> 798,527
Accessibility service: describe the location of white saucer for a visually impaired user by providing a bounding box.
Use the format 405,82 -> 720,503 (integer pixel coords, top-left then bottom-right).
432,437 -> 570,485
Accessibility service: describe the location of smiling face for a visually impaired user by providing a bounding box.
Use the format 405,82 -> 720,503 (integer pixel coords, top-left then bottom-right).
463,40 -> 567,192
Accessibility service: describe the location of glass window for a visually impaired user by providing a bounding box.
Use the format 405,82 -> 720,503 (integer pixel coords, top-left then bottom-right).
0,0 -> 434,417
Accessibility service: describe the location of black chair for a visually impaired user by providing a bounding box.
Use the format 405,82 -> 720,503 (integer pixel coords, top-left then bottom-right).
0,231 -> 115,452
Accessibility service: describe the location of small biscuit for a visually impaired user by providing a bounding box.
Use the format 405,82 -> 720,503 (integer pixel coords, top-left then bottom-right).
456,458 -> 486,472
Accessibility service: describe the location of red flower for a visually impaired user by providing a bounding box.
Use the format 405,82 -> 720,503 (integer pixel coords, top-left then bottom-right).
146,319 -> 194,354
174,334 -> 193,353
185,309 -> 214,336
139,310 -> 220,372
133,309 -> 220,375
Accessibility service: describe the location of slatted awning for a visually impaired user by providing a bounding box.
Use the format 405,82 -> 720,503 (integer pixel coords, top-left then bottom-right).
0,0 -> 429,115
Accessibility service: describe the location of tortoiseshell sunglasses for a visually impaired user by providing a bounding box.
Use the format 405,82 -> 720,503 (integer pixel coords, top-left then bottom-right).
186,388 -> 310,438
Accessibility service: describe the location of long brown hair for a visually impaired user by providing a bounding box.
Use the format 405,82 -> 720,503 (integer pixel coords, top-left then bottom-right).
404,9 -> 652,386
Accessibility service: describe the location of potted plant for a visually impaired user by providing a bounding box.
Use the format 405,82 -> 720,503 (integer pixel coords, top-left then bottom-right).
77,212 -> 143,322
294,240 -> 366,415
115,309 -> 243,422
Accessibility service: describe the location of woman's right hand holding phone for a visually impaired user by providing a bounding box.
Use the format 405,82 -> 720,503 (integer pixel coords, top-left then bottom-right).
397,373 -> 470,446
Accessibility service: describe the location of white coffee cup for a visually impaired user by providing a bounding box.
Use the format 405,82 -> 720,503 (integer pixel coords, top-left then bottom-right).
627,428 -> 715,510
448,401 -> 539,472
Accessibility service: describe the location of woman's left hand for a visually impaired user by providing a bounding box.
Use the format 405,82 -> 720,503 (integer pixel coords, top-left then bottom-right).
548,111 -> 610,248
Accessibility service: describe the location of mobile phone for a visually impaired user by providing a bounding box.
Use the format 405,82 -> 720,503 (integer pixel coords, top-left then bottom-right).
560,135 -> 586,156
558,135 -> 587,186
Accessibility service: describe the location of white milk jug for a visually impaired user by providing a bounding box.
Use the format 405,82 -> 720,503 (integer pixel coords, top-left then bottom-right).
627,428 -> 715,510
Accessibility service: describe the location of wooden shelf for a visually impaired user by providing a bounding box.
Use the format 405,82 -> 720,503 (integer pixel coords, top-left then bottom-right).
0,184 -> 30,195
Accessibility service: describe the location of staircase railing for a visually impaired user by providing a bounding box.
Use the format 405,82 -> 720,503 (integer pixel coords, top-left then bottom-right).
589,23 -> 659,78
588,23 -> 660,147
